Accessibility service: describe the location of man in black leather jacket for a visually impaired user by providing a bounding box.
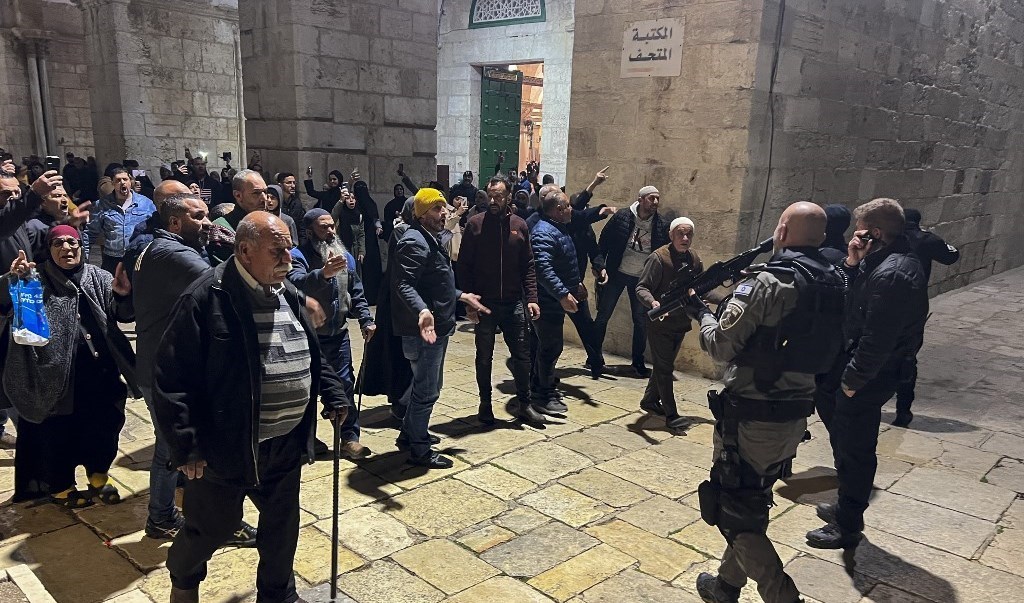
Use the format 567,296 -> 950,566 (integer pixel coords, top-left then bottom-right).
808,198 -> 927,550
154,212 -> 349,603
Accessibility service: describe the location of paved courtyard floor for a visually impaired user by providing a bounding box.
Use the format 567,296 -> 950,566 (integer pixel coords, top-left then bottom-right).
1,267 -> 1023,603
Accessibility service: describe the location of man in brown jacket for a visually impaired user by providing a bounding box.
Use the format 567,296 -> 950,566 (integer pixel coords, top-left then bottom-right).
636,217 -> 702,434
458,176 -> 544,424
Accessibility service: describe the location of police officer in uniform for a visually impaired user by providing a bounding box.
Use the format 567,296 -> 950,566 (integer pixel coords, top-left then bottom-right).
684,202 -> 845,603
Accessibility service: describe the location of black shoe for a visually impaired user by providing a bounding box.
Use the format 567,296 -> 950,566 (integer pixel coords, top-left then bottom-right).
225,520 -> 258,548
632,364 -> 651,378
892,411 -> 913,428
409,452 -> 454,469
517,403 -> 546,424
478,402 -> 495,425
313,438 -> 330,457
584,361 -> 603,380
806,523 -> 862,549
145,509 -> 185,540
533,397 -> 568,415
396,434 -> 441,451
816,502 -> 836,524
666,416 -> 692,434
640,398 -> 666,416
695,572 -> 741,603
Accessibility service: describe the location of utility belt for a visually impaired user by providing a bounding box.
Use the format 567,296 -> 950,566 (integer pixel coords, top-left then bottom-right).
698,390 -> 812,529
705,390 -> 811,491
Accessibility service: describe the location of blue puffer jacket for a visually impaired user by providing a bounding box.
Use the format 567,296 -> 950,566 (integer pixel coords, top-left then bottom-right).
84,191 -> 157,259
530,216 -> 580,312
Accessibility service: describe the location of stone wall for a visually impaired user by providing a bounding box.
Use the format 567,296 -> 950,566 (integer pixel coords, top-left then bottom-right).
241,0 -> 438,203
567,0 -> 1024,375
0,0 -> 95,158
79,0 -> 242,175
567,0 -> 764,376
437,0 -> 575,185
746,0 -> 1024,296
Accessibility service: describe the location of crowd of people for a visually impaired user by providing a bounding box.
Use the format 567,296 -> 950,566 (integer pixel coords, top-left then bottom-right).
0,146 -> 961,603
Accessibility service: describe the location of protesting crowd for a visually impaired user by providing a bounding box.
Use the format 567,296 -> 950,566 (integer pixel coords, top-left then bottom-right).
0,147 -> 961,603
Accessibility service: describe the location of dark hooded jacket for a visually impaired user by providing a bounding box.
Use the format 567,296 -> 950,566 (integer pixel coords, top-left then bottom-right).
821,204 -> 851,266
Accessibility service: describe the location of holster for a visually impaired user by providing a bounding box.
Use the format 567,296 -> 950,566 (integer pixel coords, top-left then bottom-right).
698,480 -> 721,526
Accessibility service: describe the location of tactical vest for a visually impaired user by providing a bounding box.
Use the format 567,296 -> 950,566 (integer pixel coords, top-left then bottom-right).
734,250 -> 846,394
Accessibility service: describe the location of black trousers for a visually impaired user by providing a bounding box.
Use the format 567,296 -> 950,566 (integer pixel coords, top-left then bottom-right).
816,357 -> 897,533
475,299 -> 531,401
894,329 -> 925,413
167,429 -> 304,603
531,310 -> 565,400
566,299 -> 604,368
15,392 -> 125,498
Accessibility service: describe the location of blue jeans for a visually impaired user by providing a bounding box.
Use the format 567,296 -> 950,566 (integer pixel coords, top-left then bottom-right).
595,270 -> 648,367
140,385 -> 178,524
400,335 -> 449,459
319,330 -> 359,442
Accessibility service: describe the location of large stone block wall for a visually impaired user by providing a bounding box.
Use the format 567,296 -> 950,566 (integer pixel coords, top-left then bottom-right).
241,0 -> 438,203
567,0 -> 765,376
743,0 -> 1024,296
0,1 -> 95,158
437,0 -> 574,185
80,0 -> 242,175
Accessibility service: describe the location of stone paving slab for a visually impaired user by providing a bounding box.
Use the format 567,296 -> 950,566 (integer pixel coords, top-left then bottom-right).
3,267 -> 1024,603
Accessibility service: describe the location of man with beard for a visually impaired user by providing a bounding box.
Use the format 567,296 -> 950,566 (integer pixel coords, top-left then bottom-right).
155,212 -> 349,603
133,193 -> 264,545
288,209 -> 376,459
449,170 -> 478,205
392,189 -> 489,468
458,176 -> 544,425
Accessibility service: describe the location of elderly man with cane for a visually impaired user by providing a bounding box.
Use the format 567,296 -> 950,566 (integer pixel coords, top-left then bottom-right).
154,212 -> 350,603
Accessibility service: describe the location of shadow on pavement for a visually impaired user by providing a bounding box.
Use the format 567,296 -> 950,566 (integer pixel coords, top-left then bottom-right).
841,538 -> 959,603
879,410 -> 980,434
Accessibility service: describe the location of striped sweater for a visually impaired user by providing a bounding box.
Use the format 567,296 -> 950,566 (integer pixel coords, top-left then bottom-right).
239,266 -> 314,442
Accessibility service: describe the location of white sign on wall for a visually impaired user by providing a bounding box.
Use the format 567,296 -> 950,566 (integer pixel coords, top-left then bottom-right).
620,18 -> 684,78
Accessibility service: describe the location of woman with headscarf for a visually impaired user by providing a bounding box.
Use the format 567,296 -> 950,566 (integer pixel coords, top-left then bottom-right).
266,184 -> 300,245
304,168 -> 344,214
352,180 -> 383,305
331,187 -> 365,268
2,225 -> 139,505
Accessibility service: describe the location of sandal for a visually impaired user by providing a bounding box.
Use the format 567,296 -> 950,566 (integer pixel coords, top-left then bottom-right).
50,489 -> 94,509
88,483 -> 122,505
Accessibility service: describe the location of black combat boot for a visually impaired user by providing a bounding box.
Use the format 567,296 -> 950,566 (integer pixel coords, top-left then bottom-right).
695,572 -> 741,603
806,523 -> 862,549
478,400 -> 495,425
815,502 -> 837,524
891,410 -> 913,427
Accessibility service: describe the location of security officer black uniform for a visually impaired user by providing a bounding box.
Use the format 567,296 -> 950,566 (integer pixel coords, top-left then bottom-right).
892,208 -> 959,425
688,245 -> 844,603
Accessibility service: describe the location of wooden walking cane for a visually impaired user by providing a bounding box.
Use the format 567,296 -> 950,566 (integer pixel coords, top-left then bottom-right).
331,340 -> 368,601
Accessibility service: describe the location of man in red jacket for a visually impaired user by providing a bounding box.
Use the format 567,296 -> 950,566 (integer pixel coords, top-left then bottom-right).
458,176 -> 544,425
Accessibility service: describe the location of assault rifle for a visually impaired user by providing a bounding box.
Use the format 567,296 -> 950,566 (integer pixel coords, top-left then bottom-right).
647,237 -> 775,321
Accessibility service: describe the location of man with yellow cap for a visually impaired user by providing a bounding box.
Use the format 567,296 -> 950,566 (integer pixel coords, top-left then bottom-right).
391,188 -> 489,468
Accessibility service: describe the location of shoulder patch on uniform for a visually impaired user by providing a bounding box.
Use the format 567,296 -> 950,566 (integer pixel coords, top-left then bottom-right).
720,301 -> 745,331
734,283 -> 753,296
947,244 -> 957,253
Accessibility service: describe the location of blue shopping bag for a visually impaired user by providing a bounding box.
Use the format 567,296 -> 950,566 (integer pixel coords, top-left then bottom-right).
9,268 -> 50,346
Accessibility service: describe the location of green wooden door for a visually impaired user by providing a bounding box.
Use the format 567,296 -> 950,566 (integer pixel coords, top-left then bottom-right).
479,68 -> 522,188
